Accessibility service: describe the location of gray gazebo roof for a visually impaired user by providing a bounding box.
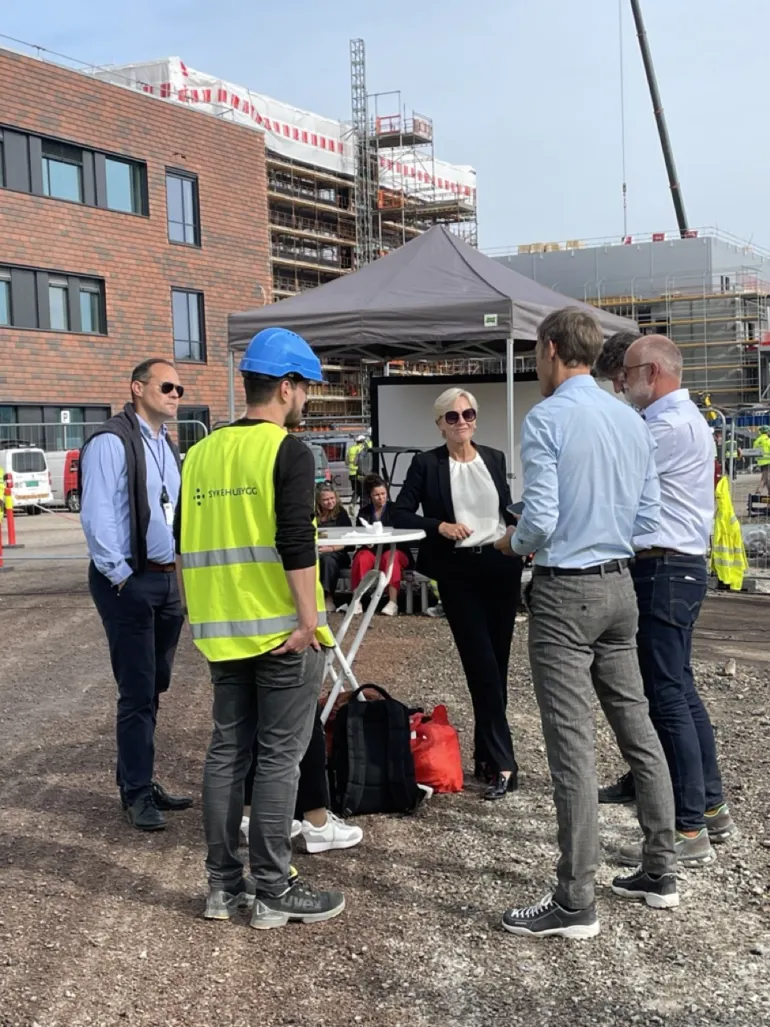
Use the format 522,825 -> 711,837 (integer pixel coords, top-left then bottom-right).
229,226 -> 636,361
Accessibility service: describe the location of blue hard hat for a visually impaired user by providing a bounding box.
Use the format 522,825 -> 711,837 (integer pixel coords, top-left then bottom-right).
239,327 -> 325,383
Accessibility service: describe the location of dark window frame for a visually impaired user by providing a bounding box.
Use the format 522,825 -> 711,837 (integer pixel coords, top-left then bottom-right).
0,262 -> 107,336
166,169 -> 201,247
41,139 -> 84,203
171,288 -> 206,364
0,268 -> 10,326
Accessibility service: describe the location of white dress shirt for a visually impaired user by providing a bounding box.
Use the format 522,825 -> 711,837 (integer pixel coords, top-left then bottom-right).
633,388 -> 715,555
449,455 -> 506,547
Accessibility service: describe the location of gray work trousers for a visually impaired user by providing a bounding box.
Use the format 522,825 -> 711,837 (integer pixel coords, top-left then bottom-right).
203,647 -> 324,896
527,566 -> 676,909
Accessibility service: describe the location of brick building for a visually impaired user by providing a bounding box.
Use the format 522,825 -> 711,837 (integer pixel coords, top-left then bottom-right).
0,47 -> 271,449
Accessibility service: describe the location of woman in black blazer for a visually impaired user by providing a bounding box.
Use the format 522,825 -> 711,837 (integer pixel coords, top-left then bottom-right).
393,387 -> 523,800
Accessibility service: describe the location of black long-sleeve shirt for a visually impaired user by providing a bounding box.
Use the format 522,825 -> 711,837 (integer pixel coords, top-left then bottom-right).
174,419 -> 317,571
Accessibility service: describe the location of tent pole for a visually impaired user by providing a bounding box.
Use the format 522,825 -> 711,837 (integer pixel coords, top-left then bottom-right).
506,337 -> 515,488
228,348 -> 236,422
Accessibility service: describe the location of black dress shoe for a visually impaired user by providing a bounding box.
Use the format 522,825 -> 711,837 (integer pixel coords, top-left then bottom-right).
151,780 -> 193,811
483,770 -> 518,801
598,770 -> 635,805
125,791 -> 166,831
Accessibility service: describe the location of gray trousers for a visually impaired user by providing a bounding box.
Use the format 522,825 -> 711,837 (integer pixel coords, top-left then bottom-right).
203,647 -> 324,896
527,566 -> 676,909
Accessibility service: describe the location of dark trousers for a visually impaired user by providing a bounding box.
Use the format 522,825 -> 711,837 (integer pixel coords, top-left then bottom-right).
203,648 -> 323,895
437,547 -> 522,773
88,563 -> 184,804
244,705 -> 329,819
319,550 -> 349,599
631,554 -> 725,832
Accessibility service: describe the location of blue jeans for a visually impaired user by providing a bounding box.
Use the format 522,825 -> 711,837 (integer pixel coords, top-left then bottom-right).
631,554 -> 725,832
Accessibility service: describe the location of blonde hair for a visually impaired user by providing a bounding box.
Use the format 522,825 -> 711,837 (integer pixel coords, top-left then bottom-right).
433,387 -> 478,424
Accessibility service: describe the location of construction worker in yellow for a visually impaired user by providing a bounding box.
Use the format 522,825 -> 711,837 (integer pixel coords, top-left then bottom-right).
177,326 -> 344,931
710,476 -> 748,590
347,433 -> 372,509
755,426 -> 770,494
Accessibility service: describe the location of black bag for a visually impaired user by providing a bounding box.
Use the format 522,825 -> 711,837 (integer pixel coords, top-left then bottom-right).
328,684 -> 421,817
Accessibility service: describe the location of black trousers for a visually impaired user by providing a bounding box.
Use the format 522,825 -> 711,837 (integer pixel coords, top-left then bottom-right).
244,703 -> 329,819
437,547 -> 522,774
319,550 -> 349,598
88,563 -> 185,804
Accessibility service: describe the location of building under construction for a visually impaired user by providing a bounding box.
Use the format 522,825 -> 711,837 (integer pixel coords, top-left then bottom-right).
494,229 -> 770,407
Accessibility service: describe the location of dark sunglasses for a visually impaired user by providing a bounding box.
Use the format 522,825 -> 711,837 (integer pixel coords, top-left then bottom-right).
160,381 -> 184,398
444,408 -> 477,425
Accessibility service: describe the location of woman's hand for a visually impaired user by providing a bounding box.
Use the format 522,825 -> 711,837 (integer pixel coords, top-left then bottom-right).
439,521 -> 473,542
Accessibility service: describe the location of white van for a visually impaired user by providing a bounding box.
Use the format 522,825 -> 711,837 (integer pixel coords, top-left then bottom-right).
0,444 -> 54,514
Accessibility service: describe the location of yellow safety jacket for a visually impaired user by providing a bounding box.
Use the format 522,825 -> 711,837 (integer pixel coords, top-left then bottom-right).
755,434 -> 770,467
180,421 -> 334,662
710,477 -> 748,591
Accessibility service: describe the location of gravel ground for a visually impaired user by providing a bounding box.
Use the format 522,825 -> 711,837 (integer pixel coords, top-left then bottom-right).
1,517 -> 769,1027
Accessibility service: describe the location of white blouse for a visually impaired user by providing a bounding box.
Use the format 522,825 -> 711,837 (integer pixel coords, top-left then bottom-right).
449,455 -> 506,548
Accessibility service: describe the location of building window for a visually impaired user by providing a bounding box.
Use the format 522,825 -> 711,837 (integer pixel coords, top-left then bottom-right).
0,404 -> 110,450
79,279 -> 105,334
105,157 -> 144,214
166,171 -> 200,245
0,273 -> 9,326
41,140 -> 83,203
176,406 -> 210,454
49,278 -> 70,331
172,289 -> 206,362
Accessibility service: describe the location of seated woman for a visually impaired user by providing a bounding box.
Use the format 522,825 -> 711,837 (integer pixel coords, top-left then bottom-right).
350,474 -> 410,617
316,484 -> 352,613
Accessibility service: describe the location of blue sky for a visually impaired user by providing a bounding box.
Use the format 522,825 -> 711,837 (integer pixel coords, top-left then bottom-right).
3,1 -> 769,250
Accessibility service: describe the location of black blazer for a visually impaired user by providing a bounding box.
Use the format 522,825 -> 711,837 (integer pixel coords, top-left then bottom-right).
392,444 -> 519,579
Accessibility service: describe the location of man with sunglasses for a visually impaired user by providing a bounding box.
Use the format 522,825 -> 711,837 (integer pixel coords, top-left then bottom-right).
80,358 -> 191,831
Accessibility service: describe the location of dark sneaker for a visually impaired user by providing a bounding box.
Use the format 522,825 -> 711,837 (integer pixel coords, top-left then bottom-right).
617,828 -> 716,869
611,867 -> 679,909
125,791 -> 166,831
249,879 -> 345,930
704,804 -> 738,843
203,880 -> 252,920
151,781 -> 193,811
502,894 -> 599,940
598,771 -> 635,805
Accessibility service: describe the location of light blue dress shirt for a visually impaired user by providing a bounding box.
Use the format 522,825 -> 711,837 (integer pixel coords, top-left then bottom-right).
80,416 -> 181,585
512,376 -> 661,568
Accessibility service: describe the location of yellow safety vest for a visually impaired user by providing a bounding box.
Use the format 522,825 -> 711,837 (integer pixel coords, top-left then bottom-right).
755,434 -> 770,467
710,477 -> 748,591
180,421 -> 334,662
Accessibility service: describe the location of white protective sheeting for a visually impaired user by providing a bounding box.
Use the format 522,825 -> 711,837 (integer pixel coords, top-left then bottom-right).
86,58 -> 477,203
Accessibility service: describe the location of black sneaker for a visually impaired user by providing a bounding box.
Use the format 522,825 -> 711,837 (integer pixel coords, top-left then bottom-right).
598,770 -> 635,804
125,791 -> 166,832
249,879 -> 345,930
502,894 -> 599,940
611,867 -> 679,909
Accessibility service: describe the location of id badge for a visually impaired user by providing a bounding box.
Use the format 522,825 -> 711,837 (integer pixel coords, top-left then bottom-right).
163,501 -> 175,527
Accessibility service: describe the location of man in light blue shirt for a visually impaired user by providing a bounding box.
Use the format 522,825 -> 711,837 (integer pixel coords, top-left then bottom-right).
500,308 -> 677,941
80,358 -> 192,832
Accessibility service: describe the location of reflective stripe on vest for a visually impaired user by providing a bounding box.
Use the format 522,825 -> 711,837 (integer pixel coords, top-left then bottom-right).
181,545 -> 281,570
191,611 -> 328,641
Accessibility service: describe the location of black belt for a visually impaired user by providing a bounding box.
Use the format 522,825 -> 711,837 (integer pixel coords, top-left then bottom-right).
533,559 -> 628,577
452,543 -> 497,556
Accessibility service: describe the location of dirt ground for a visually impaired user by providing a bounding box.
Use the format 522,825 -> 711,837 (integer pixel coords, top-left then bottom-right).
1,515 -> 769,1027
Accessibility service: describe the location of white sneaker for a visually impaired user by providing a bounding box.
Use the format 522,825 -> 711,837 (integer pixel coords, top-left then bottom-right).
381,600 -> 398,617
353,601 -> 363,616
301,811 -> 363,854
241,816 -> 302,843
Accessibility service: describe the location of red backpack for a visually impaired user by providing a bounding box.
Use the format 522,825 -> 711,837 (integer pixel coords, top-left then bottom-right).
409,705 -> 463,793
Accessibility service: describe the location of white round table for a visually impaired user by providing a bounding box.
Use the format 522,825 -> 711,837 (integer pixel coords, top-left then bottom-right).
318,527 -> 426,722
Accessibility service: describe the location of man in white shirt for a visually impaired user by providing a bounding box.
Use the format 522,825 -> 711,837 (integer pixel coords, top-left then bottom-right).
614,335 -> 736,869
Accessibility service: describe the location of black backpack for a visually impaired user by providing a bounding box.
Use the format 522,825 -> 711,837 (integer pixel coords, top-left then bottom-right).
328,685 -> 421,817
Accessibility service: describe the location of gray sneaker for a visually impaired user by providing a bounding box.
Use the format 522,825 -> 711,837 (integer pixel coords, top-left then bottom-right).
704,803 -> 738,843
250,879 -> 345,930
616,828 -> 716,869
203,880 -> 253,920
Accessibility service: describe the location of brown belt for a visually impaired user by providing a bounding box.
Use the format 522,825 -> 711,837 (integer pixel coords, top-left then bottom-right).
634,547 -> 685,560
146,560 -> 176,573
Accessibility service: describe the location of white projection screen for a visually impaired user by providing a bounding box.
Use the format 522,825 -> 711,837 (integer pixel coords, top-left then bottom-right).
371,373 -> 618,502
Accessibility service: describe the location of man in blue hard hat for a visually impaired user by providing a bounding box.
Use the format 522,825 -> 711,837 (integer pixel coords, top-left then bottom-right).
177,327 -> 345,928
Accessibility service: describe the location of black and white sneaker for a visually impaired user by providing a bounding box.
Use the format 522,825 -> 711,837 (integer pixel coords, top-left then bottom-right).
502,893 -> 599,940
611,867 -> 679,909
250,879 -> 345,930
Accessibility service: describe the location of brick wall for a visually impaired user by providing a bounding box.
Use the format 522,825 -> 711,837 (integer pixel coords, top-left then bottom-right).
0,48 -> 271,425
